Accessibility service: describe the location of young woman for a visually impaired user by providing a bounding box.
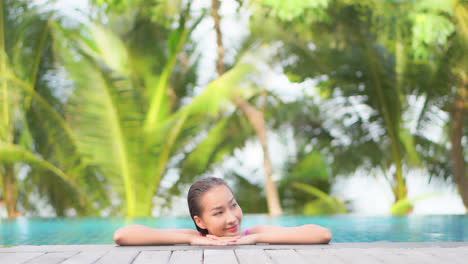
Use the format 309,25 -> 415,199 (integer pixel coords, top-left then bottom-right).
113,177 -> 332,246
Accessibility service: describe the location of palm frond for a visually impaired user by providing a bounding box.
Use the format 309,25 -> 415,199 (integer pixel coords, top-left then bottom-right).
53,23 -> 145,216
180,113 -> 254,182
292,182 -> 347,214
0,142 -> 72,187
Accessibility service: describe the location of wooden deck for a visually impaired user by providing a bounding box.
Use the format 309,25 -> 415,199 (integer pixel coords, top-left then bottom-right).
1,242 -> 468,264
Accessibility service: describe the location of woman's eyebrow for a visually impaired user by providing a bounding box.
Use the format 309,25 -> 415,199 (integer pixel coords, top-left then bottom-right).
210,197 -> 235,211
210,206 -> 223,211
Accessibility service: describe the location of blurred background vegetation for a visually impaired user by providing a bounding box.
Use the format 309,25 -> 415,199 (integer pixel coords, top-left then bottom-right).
0,0 -> 466,218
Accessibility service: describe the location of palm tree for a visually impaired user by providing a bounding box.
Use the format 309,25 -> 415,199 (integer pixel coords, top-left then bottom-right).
210,0 -> 283,216
245,0 -> 439,211
446,0 -> 468,211
367,0 -> 468,210
414,0 -> 468,209
51,1 -> 254,217
255,0 -> 467,212
0,0 -> 104,217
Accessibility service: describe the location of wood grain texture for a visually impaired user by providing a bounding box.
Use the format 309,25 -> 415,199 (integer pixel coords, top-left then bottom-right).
133,250 -> 172,264
204,249 -> 238,264
0,252 -> 44,264
418,248 -> 468,264
2,243 -> 468,263
265,249 -> 306,264
297,249 -> 345,264
235,249 -> 272,264
61,250 -> 109,264
169,250 -> 202,264
93,250 -> 140,264
22,252 -> 78,264
323,248 -> 384,264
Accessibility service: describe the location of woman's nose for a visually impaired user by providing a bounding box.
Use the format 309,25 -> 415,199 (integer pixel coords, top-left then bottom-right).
226,210 -> 237,223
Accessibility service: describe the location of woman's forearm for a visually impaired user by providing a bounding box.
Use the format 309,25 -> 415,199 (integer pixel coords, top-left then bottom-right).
113,225 -> 196,245
254,224 -> 332,244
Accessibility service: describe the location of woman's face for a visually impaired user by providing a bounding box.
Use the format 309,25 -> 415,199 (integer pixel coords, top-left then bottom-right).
194,185 -> 243,237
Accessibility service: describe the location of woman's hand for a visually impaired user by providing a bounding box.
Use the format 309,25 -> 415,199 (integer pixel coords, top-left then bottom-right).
190,235 -> 240,246
206,234 -> 241,241
228,234 -> 258,245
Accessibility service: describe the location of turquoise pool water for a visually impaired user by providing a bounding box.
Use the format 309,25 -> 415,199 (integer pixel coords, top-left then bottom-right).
1,215 -> 467,245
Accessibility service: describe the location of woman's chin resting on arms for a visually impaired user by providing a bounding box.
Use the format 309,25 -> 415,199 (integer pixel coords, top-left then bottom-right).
113,177 -> 332,246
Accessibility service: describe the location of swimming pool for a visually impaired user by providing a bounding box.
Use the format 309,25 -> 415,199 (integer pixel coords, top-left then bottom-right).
1,215 -> 467,245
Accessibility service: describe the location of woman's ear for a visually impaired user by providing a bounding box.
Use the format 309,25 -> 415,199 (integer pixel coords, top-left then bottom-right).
194,216 -> 207,229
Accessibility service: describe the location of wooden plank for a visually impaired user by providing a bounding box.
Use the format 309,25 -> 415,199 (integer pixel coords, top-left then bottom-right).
0,245 -> 116,252
2,243 -> 468,253
23,252 -> 78,264
408,249 -> 452,264
323,248 -> 384,264
133,251 -> 172,264
235,249 -> 272,264
363,248 -> 441,264
439,247 -> 468,259
265,249 -> 306,264
204,249 -> 237,264
169,250 -> 202,264
61,250 -> 110,264
363,248 -> 416,264
418,248 -> 468,264
0,252 -> 45,264
2,244 -> 468,264
297,249 -> 345,264
93,250 -> 140,264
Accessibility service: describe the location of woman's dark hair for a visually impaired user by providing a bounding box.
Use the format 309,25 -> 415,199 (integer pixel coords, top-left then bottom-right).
187,177 -> 231,235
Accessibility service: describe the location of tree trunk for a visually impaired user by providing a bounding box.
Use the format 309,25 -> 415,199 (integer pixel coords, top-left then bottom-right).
362,34 -> 408,210
1,165 -> 20,218
233,98 -> 283,216
211,0 -> 283,215
451,84 -> 467,211
452,0 -> 468,213
211,0 -> 225,75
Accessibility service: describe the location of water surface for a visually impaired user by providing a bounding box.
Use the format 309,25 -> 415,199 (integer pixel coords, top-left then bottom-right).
1,214 -> 467,245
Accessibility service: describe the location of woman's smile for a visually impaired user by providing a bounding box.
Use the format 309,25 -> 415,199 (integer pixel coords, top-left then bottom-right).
225,225 -> 239,233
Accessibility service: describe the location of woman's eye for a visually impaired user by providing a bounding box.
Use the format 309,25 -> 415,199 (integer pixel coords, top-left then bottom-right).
232,203 -> 238,207
214,211 -> 223,216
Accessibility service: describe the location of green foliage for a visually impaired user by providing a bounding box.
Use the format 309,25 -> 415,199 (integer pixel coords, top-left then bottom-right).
93,0 -> 137,13
1,0 -> 466,217
227,171 -> 268,214
0,143 -> 68,182
256,0 -> 460,208
89,24 -> 130,74
290,151 -> 329,181
0,0 -> 108,217
93,0 -> 184,26
390,193 -> 442,215
180,113 -> 254,182
0,0 -> 255,217
303,199 -> 343,215
411,13 -> 455,58
251,0 -> 468,215
258,0 -> 330,22
292,182 -> 347,215
50,5 -> 254,216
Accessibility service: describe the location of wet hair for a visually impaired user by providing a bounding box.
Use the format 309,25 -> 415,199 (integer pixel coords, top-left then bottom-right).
187,177 -> 232,235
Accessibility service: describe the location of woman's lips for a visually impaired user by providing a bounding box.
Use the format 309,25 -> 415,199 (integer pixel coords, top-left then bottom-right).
226,225 -> 238,232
